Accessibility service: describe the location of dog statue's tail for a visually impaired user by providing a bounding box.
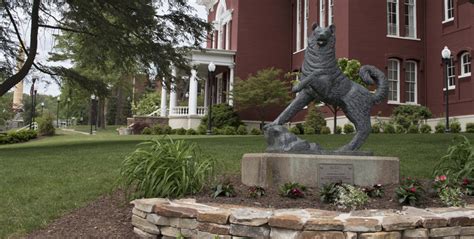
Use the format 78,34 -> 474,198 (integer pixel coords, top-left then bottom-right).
359,65 -> 389,104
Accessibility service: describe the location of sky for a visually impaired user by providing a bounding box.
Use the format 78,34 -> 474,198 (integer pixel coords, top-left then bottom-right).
17,1 -> 208,97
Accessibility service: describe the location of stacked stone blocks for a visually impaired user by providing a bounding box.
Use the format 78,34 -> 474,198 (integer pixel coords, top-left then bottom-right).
131,198 -> 474,239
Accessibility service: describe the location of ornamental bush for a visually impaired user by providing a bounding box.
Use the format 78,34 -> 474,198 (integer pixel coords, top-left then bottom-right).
407,124 -> 419,134
186,128 -> 197,135
250,128 -> 262,135
304,105 -> 326,134
391,105 -> 432,130
335,184 -> 369,210
320,126 -> 331,135
290,126 -> 301,135
395,125 -> 406,134
0,129 -> 37,145
120,138 -> 216,199
37,114 -> 55,136
435,122 -> 446,133
371,124 -> 381,134
200,104 -> 241,129
335,126 -> 342,134
343,124 -> 355,134
467,123 -> 474,133
383,123 -> 396,134
223,126 -> 237,135
420,124 -> 432,134
433,135 -> 474,181
304,126 -> 316,135
176,128 -> 186,135
142,127 -> 152,135
237,125 -> 248,135
450,120 -> 461,133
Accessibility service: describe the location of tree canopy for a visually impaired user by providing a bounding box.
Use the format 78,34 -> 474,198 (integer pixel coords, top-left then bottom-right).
0,0 -> 210,96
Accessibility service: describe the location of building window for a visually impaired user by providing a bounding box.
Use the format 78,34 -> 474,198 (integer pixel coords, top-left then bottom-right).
296,0 -> 302,51
444,0 -> 454,22
304,0 -> 309,48
388,59 -> 400,102
387,0 -> 399,36
404,0 -> 416,38
460,52 -> 471,77
447,57 -> 456,89
328,0 -> 334,26
405,61 -> 417,103
320,0 -> 326,27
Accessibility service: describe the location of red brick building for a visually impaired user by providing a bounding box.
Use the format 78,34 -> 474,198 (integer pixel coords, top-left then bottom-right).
161,0 -> 472,130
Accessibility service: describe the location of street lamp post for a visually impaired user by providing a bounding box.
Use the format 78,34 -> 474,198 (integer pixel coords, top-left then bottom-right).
66,97 -> 71,127
95,96 -> 99,131
29,78 -> 37,130
207,62 -> 216,135
40,102 -> 44,115
90,94 -> 95,135
442,46 -> 451,133
56,97 -> 60,128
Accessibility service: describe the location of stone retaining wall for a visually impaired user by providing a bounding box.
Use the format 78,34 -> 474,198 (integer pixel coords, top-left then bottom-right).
131,198 -> 474,239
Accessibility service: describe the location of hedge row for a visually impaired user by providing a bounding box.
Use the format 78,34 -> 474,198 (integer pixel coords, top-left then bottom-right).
0,130 -> 38,145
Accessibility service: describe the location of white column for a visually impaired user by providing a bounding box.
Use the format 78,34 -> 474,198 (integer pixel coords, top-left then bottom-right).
225,22 -> 231,50
169,67 -> 177,116
228,65 -> 235,106
160,82 -> 167,117
188,69 -> 198,115
204,77 -> 208,109
217,25 -> 223,49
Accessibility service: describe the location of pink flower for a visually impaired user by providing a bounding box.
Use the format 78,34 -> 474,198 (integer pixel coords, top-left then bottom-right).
439,175 -> 447,181
409,187 -> 417,193
463,178 -> 469,186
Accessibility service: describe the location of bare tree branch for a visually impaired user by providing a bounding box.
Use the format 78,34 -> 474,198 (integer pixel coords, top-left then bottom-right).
0,0 -> 41,96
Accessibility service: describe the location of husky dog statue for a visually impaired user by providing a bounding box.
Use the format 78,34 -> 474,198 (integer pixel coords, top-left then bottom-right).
265,24 -> 388,153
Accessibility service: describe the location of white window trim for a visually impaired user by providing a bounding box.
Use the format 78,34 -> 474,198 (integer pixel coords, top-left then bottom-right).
447,57 -> 456,89
405,60 -> 417,104
296,0 -> 302,51
386,35 -> 421,41
444,0 -> 454,22
387,59 -> 401,104
404,0 -> 417,38
304,0 -> 309,48
443,86 -> 456,91
460,52 -> 471,77
320,0 -> 326,27
387,0 -> 400,37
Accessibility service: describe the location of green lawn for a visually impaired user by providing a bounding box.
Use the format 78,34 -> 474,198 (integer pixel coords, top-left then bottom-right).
0,130 -> 473,238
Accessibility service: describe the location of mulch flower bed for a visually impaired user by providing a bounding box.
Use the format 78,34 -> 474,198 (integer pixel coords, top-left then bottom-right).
195,175 -> 474,212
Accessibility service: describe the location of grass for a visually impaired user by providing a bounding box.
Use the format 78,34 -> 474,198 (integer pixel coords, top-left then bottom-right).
0,130 -> 473,238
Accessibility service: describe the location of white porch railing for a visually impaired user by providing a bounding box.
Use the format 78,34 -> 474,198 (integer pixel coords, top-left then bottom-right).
169,106 -> 207,116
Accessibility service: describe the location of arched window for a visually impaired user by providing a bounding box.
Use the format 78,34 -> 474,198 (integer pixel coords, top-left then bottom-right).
405,61 -> 417,103
388,59 -> 400,103
460,52 -> 471,77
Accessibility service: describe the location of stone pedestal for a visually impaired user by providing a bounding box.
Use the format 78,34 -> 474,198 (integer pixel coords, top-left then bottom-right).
241,153 -> 399,187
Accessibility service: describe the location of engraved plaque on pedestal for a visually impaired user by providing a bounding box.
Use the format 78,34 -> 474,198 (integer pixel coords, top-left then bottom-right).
318,164 -> 354,187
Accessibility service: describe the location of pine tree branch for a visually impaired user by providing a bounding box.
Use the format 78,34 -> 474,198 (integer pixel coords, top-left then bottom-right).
38,24 -> 95,36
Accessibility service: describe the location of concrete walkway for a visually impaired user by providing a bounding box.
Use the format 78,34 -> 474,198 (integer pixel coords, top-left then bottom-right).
60,128 -> 93,135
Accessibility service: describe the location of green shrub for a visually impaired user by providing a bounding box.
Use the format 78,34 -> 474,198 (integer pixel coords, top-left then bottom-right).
304,126 -> 316,135
142,127 -> 152,135
151,125 -> 163,135
383,124 -> 396,134
223,126 -> 237,135
176,128 -> 186,135
420,124 -> 432,134
343,124 -> 355,134
467,123 -> 474,133
212,180 -> 236,198
197,125 -> 207,135
134,92 -> 160,115
290,126 -> 301,135
363,184 -> 384,198
237,125 -> 248,135
250,128 -> 262,135
371,124 -> 381,134
335,126 -> 342,134
200,104 -> 241,129
248,186 -> 266,198
304,105 -> 326,134
335,184 -> 369,210
407,125 -> 419,134
186,128 -> 197,135
320,126 -> 331,135
395,177 -> 424,206
433,136 -> 474,181
435,121 -> 446,133
37,114 -> 55,136
439,186 -> 465,207
450,120 -> 461,133
120,138 -> 216,198
320,183 -> 341,204
279,182 -> 306,199
295,123 -> 305,134
392,105 -> 432,130
395,125 -> 406,134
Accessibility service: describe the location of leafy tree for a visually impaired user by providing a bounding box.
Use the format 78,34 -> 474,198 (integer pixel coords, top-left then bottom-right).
0,93 -> 14,127
0,0 -> 210,96
233,68 -> 290,126
134,92 -> 161,116
328,58 -> 368,133
200,104 -> 241,130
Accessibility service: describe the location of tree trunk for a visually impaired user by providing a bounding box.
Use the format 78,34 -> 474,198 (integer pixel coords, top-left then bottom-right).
100,99 -> 106,129
0,0 -> 41,96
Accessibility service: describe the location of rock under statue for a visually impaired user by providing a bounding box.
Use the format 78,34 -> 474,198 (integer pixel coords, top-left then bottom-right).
264,24 -> 389,154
